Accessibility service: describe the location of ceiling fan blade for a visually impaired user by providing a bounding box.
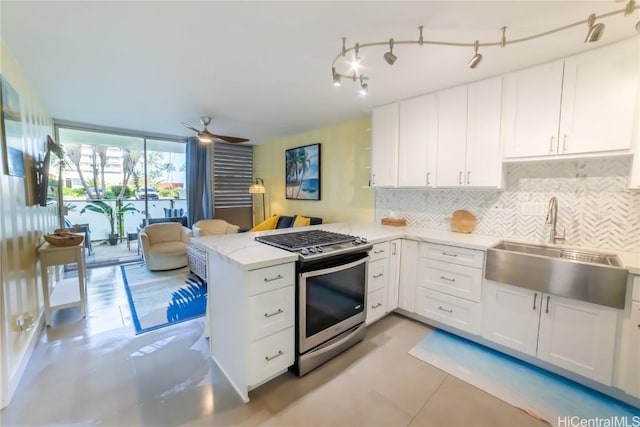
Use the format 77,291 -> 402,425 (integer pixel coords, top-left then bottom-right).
212,134 -> 250,143
181,122 -> 200,133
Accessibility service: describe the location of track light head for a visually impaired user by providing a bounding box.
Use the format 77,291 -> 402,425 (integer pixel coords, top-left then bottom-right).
625,0 -> 636,16
467,40 -> 482,69
384,38 -> 397,65
359,75 -> 368,95
332,67 -> 341,86
585,13 -> 605,43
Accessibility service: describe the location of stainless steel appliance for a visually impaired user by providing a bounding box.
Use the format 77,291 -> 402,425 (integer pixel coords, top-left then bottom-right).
255,230 -> 371,375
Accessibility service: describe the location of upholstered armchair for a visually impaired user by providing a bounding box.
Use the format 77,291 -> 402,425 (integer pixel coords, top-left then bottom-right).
139,222 -> 193,271
192,219 -> 240,237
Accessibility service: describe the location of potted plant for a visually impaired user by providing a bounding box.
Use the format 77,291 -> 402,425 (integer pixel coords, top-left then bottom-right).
80,200 -> 139,245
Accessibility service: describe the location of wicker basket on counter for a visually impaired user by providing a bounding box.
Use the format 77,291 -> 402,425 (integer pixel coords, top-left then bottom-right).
44,233 -> 84,247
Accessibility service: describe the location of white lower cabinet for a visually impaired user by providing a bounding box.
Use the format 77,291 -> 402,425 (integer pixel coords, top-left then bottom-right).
398,239 -> 418,312
415,286 -> 481,334
620,301 -> 640,398
482,280 -> 618,385
209,259 -> 296,402
482,280 -> 540,356
366,239 -> 402,324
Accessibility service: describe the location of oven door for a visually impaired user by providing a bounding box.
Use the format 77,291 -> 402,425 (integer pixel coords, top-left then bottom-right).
298,250 -> 369,354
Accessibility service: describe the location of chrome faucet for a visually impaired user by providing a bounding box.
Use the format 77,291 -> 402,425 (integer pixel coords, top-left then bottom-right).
545,196 -> 565,244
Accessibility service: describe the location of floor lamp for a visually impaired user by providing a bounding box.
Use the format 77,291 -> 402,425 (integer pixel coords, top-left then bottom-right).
249,178 -> 266,222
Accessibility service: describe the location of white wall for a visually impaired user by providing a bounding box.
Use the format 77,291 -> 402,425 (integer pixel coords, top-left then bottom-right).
0,41 -> 56,408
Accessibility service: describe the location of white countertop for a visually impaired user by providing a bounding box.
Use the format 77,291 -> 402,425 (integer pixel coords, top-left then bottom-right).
191,222 -> 640,274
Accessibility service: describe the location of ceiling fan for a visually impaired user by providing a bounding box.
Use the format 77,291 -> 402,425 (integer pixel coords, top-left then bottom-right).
181,116 -> 249,144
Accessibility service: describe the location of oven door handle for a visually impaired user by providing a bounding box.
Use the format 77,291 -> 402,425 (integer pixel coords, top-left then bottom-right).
300,255 -> 370,280
304,324 -> 364,358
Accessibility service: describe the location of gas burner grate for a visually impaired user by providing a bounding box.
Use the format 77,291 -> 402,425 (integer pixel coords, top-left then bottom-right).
255,230 -> 358,251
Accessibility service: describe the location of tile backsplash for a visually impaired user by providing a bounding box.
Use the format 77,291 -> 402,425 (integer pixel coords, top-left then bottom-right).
375,157 -> 640,251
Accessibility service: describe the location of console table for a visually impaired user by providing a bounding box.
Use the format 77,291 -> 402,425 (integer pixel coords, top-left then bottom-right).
38,242 -> 87,326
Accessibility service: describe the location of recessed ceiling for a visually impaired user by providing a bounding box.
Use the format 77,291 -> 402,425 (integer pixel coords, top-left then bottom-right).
1,1 -> 638,144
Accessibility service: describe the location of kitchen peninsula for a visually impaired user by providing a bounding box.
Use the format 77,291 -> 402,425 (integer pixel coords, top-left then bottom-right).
192,223 -> 640,408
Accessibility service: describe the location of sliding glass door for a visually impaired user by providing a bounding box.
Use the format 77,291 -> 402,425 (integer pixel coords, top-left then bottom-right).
55,126 -> 186,267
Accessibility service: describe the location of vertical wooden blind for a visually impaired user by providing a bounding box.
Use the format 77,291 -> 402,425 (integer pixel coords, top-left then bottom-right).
213,141 -> 253,208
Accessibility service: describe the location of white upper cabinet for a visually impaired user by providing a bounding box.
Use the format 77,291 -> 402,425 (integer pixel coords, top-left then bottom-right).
466,77 -> 503,187
371,103 -> 399,187
560,38 -> 638,155
436,85 -> 468,187
437,77 -> 503,188
503,38 -> 639,160
398,94 -> 438,187
502,60 -> 564,158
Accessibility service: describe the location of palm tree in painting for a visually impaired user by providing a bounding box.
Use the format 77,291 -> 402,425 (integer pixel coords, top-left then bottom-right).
285,149 -> 297,198
295,148 -> 311,199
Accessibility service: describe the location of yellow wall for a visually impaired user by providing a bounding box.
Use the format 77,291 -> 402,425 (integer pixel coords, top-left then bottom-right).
0,41 -> 56,408
253,117 -> 375,225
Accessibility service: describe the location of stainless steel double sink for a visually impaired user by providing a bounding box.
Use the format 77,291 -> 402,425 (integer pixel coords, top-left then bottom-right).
486,241 -> 629,309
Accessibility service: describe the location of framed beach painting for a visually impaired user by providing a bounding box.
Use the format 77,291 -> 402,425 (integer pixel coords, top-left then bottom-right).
1,75 -> 24,177
285,143 -> 320,200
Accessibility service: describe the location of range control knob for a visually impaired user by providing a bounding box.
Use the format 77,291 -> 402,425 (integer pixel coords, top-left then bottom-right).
300,248 -> 310,255
316,246 -> 324,252
308,247 -> 317,253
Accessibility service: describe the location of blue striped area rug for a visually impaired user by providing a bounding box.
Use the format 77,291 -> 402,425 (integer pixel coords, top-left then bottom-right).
409,329 -> 640,426
120,264 -> 207,335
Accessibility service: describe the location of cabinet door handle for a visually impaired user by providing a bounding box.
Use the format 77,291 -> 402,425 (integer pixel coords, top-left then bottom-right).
438,306 -> 453,314
373,249 -> 385,254
466,171 -> 470,185
372,174 -> 376,185
265,350 -> 284,362
426,172 -> 430,186
371,302 -> 382,309
549,136 -> 555,153
391,242 -> 397,255
533,293 -> 538,311
264,274 -> 283,282
264,308 -> 284,318
545,295 -> 551,314
440,275 -> 456,282
441,251 -> 458,257
373,273 -> 384,278
562,134 -> 568,152
458,171 -> 463,185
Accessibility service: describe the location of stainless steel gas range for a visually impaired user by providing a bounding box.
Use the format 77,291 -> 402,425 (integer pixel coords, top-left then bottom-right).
255,229 -> 372,375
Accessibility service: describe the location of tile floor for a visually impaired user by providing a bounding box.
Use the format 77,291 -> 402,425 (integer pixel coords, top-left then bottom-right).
0,265 -> 548,427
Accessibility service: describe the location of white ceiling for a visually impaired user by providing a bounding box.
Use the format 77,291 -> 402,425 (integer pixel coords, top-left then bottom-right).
1,1 -> 638,145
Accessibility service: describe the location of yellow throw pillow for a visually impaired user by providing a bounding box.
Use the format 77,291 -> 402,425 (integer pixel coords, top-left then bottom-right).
250,215 -> 280,232
293,215 -> 311,227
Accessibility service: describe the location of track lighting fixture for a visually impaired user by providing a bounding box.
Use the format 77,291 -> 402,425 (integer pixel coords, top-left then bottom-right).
584,13 -> 605,43
330,3 -> 638,90
467,40 -> 482,69
384,38 -> 397,65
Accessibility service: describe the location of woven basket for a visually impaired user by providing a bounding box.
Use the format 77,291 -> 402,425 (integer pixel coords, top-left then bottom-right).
187,244 -> 207,280
44,233 -> 84,247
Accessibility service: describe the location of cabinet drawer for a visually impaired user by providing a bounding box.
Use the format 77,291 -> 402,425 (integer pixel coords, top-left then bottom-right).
368,258 -> 388,293
420,242 -> 484,269
248,327 -> 295,387
415,287 -> 481,335
370,241 -> 390,262
366,287 -> 387,324
249,286 -> 295,341
248,263 -> 294,296
418,258 -> 482,302
632,275 -> 640,302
